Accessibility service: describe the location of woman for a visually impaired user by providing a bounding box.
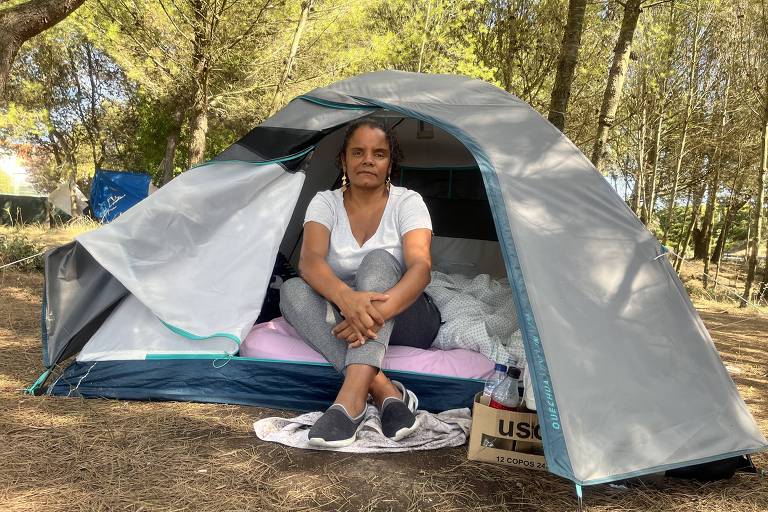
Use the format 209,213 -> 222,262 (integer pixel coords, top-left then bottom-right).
279,118 -> 441,448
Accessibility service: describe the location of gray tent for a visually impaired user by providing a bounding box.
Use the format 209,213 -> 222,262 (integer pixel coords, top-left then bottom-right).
37,71 -> 765,485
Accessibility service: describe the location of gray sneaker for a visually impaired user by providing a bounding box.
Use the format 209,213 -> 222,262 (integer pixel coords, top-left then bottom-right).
308,404 -> 366,448
380,380 -> 420,441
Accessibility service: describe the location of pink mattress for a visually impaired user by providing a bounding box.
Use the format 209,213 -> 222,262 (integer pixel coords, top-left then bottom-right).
241,317 -> 494,380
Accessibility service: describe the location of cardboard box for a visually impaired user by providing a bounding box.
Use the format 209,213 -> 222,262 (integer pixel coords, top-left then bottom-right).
467,393 -> 547,471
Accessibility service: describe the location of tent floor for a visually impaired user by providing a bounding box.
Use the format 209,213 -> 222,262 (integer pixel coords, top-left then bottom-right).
47,358 -> 484,412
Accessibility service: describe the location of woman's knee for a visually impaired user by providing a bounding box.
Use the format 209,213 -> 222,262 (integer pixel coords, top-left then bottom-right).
279,277 -> 314,318
356,249 -> 402,291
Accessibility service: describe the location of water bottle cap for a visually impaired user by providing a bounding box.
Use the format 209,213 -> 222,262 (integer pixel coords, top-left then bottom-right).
507,366 -> 521,379
494,363 -> 507,372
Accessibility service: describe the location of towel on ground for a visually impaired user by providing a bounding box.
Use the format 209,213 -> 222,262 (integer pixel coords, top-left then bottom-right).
254,405 -> 471,452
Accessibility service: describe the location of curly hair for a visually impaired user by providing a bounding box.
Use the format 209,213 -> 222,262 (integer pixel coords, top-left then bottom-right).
335,118 -> 404,175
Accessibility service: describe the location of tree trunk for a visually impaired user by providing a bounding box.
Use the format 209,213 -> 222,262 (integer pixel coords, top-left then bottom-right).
0,0 -> 85,98
701,74 -> 731,286
743,99 -> 768,305
644,110 -> 663,224
695,177 -> 716,260
661,0 -> 700,245
269,0 -> 314,115
416,0 -> 433,74
547,0 -> 587,132
160,105 -> 184,185
674,190 -> 692,254
590,0 -> 642,172
187,0 -> 211,168
711,189 -> 747,264
635,75 -> 647,220
645,1 -> 676,225
760,232 -> 768,302
84,42 -> 106,169
675,183 -> 705,272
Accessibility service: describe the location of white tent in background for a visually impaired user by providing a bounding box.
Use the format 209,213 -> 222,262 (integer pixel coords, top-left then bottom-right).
48,182 -> 88,216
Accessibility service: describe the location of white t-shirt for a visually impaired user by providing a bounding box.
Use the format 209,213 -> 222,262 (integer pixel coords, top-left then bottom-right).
303,185 -> 432,285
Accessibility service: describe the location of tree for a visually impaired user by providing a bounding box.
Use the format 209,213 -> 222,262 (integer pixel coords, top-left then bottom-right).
738,0 -> 768,304
474,0 -> 563,109
547,0 -> 587,132
0,0 -> 86,98
590,0 -> 643,172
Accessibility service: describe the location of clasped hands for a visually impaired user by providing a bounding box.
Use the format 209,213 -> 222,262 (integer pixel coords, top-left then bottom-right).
332,289 -> 390,348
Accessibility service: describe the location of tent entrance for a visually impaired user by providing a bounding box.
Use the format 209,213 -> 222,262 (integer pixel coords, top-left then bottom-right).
278,114 -> 506,277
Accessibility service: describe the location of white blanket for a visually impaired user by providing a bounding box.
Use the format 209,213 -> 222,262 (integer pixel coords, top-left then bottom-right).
254,405 -> 471,452
426,271 -> 526,367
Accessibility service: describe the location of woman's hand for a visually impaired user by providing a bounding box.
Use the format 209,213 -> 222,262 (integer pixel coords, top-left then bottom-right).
332,319 -> 368,348
335,289 -> 389,340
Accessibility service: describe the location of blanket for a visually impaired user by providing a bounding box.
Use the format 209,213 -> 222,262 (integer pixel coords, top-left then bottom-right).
426,271 -> 525,367
254,405 -> 471,452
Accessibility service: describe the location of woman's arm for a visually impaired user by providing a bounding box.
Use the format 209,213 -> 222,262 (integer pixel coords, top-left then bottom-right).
299,221 -> 388,340
333,228 -> 432,345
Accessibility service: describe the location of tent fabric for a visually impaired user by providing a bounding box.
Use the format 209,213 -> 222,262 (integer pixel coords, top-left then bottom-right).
76,295 -> 238,361
48,183 -> 88,216
40,70 -> 766,486
42,241 -> 128,367
89,170 -> 153,222
76,161 -> 305,344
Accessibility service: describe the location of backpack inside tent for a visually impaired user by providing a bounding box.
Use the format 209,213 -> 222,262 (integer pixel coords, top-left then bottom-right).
33,71 -> 766,486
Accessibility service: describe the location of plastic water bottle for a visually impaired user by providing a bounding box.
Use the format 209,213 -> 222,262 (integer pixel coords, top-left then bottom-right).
483,363 -> 508,398
489,366 -> 522,411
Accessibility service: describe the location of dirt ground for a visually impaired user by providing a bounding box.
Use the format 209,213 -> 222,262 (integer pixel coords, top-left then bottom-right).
1,245 -> 767,510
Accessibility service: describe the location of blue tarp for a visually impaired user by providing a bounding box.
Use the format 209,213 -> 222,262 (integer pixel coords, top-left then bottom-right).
90,170 -> 152,223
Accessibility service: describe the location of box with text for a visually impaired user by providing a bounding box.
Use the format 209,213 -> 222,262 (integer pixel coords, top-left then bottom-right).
467,393 -> 547,471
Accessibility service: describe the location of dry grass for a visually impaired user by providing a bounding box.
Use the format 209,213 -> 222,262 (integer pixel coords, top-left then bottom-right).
0,227 -> 767,511
0,217 -> 100,253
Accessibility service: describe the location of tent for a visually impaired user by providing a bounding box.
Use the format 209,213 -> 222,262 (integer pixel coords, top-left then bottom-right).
89,169 -> 155,222
32,71 -> 765,486
48,182 -> 88,217
0,194 -> 48,225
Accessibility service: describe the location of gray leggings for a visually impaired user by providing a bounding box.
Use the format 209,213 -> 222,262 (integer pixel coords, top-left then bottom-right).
279,249 -> 441,374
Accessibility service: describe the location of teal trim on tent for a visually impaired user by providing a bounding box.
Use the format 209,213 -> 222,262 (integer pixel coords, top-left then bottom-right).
146,353 -> 486,382
146,353 -> 232,360
159,320 -> 241,353
297,95 -> 379,111
191,145 -> 316,169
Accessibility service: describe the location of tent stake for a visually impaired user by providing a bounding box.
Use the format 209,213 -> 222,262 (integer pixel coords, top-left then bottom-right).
23,368 -> 52,395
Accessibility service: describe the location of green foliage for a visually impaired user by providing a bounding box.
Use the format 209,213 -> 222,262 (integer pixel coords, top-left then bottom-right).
0,233 -> 45,272
0,0 -> 766,280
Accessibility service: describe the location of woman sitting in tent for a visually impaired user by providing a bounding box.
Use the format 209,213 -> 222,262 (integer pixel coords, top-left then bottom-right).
279,118 -> 440,448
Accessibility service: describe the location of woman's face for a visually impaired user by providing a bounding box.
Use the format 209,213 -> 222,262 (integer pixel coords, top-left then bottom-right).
342,125 -> 391,190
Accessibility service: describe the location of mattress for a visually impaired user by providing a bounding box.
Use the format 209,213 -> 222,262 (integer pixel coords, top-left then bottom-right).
241,317 -> 496,380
